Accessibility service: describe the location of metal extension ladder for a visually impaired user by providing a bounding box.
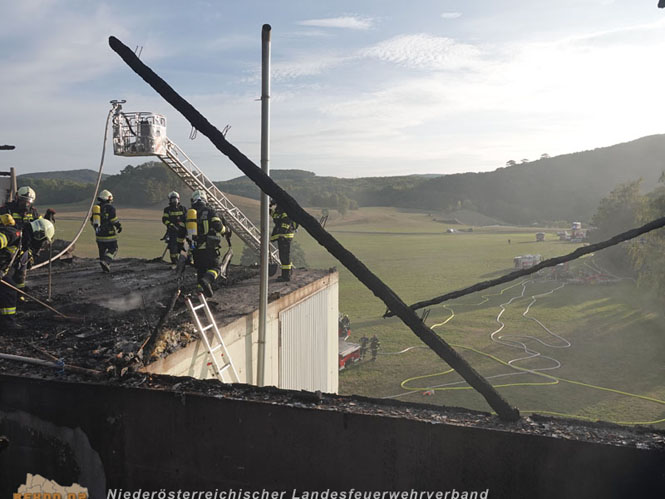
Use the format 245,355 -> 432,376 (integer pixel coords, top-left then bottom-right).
158,139 -> 279,263
186,293 -> 239,383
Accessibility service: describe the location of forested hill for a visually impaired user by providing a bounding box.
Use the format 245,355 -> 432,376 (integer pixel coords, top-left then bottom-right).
19,169 -> 109,183
217,134 -> 665,224
14,134 -> 665,224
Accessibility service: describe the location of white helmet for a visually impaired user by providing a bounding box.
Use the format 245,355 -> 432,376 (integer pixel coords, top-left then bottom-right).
191,189 -> 207,205
17,186 -> 36,204
98,189 -> 113,203
168,191 -> 180,201
30,218 -> 55,242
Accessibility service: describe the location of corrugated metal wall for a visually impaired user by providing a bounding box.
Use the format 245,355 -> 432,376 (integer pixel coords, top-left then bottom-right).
279,288 -> 334,392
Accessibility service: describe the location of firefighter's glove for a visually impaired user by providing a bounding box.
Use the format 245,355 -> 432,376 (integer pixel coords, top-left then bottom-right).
116,223 -> 122,233
45,208 -> 56,222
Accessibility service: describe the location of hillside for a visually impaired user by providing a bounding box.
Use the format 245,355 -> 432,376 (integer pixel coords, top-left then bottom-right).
18,169 -> 109,183
16,134 -> 665,224
217,134 -> 665,224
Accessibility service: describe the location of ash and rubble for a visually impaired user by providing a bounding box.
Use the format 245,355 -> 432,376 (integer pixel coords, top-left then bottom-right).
1,256 -> 664,452
0,256 -> 329,375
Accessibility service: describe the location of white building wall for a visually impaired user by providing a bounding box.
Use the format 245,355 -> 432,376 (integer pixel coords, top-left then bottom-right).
144,272 -> 339,393
279,283 -> 339,393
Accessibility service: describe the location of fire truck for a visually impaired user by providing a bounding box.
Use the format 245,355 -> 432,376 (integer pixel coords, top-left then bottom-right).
338,314 -> 361,370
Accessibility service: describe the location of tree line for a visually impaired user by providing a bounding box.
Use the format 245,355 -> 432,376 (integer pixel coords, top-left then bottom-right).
590,176 -> 665,299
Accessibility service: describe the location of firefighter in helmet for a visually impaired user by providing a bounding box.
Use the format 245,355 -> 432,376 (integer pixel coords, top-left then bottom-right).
270,199 -> 298,282
90,189 -> 122,273
189,189 -> 230,297
162,191 -> 186,265
0,216 -> 55,331
0,186 -> 40,229
0,186 -> 42,291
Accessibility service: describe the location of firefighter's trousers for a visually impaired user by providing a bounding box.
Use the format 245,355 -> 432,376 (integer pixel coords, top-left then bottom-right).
0,274 -> 18,317
277,237 -> 292,271
97,240 -> 118,265
167,229 -> 185,264
192,247 -> 222,283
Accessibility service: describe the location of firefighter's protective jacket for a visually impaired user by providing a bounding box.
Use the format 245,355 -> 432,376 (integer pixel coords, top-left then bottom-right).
0,225 -> 21,275
270,205 -> 297,241
0,201 -> 39,229
192,201 -> 226,250
162,203 -> 186,237
91,202 -> 121,242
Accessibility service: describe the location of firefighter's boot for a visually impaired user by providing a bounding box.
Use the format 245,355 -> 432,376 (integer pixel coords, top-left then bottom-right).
276,268 -> 291,282
0,315 -> 25,333
100,260 -> 111,273
198,273 -> 215,298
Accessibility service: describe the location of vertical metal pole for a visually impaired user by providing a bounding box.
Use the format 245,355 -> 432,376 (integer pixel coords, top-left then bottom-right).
257,24 -> 271,387
47,242 -> 52,301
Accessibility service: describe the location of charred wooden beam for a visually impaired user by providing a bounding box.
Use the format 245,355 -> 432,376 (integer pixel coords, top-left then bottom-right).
108,35 -> 520,421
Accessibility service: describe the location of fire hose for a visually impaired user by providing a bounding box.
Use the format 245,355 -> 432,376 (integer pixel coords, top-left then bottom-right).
31,108 -> 112,270
0,278 -> 71,319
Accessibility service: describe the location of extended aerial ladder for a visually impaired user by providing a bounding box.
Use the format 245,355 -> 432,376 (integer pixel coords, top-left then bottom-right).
110,99 -> 279,263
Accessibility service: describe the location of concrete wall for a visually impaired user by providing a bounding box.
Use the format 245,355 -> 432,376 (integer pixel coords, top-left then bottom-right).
145,272 -> 338,393
1,374 -> 664,498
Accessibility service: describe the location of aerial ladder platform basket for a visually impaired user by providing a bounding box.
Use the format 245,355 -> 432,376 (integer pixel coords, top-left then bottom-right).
109,100 -> 279,263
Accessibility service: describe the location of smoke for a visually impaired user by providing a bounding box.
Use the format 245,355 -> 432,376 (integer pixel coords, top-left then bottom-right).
101,292 -> 146,312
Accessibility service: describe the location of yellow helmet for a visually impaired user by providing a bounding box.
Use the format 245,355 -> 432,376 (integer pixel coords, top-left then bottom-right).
30,218 -> 55,242
0,214 -> 16,226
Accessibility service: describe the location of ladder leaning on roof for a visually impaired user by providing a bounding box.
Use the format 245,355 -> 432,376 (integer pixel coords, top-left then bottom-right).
186,293 -> 239,383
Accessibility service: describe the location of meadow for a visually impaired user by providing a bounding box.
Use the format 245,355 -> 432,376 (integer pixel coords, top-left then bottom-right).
49,201 -> 665,428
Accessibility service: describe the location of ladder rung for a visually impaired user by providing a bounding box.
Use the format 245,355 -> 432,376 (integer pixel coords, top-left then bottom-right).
210,345 -> 222,353
192,303 -> 206,311
201,324 -> 214,332
219,364 -> 231,373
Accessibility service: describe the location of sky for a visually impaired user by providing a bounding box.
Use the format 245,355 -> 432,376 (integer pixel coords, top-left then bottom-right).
1,0 -> 664,181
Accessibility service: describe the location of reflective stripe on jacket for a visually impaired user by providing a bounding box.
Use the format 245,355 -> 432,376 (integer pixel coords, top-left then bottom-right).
0,202 -> 39,229
91,203 -> 120,242
270,206 -> 297,241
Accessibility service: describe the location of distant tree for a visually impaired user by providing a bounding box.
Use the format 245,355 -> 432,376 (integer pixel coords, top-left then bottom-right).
505,160 -> 517,167
590,180 -> 644,272
540,153 -> 551,159
520,158 -> 529,164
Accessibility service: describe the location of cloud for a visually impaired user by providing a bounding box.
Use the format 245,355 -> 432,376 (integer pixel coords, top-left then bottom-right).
359,34 -> 483,71
441,12 -> 462,19
298,16 -> 373,30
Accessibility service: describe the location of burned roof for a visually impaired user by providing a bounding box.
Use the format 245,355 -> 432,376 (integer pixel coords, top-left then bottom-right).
0,257 -> 331,375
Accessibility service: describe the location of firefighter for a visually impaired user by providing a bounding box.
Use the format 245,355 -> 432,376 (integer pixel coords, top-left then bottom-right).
359,336 -> 369,360
90,189 -> 122,273
0,186 -> 40,229
0,186 -> 41,291
162,191 -> 186,266
369,335 -> 380,361
270,200 -> 298,282
189,190 -> 230,298
0,216 -> 54,330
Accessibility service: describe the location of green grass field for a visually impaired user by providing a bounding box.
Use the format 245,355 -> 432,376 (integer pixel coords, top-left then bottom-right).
48,202 -> 665,427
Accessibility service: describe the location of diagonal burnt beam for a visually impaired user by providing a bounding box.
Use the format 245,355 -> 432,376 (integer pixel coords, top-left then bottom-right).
109,35 -> 520,421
